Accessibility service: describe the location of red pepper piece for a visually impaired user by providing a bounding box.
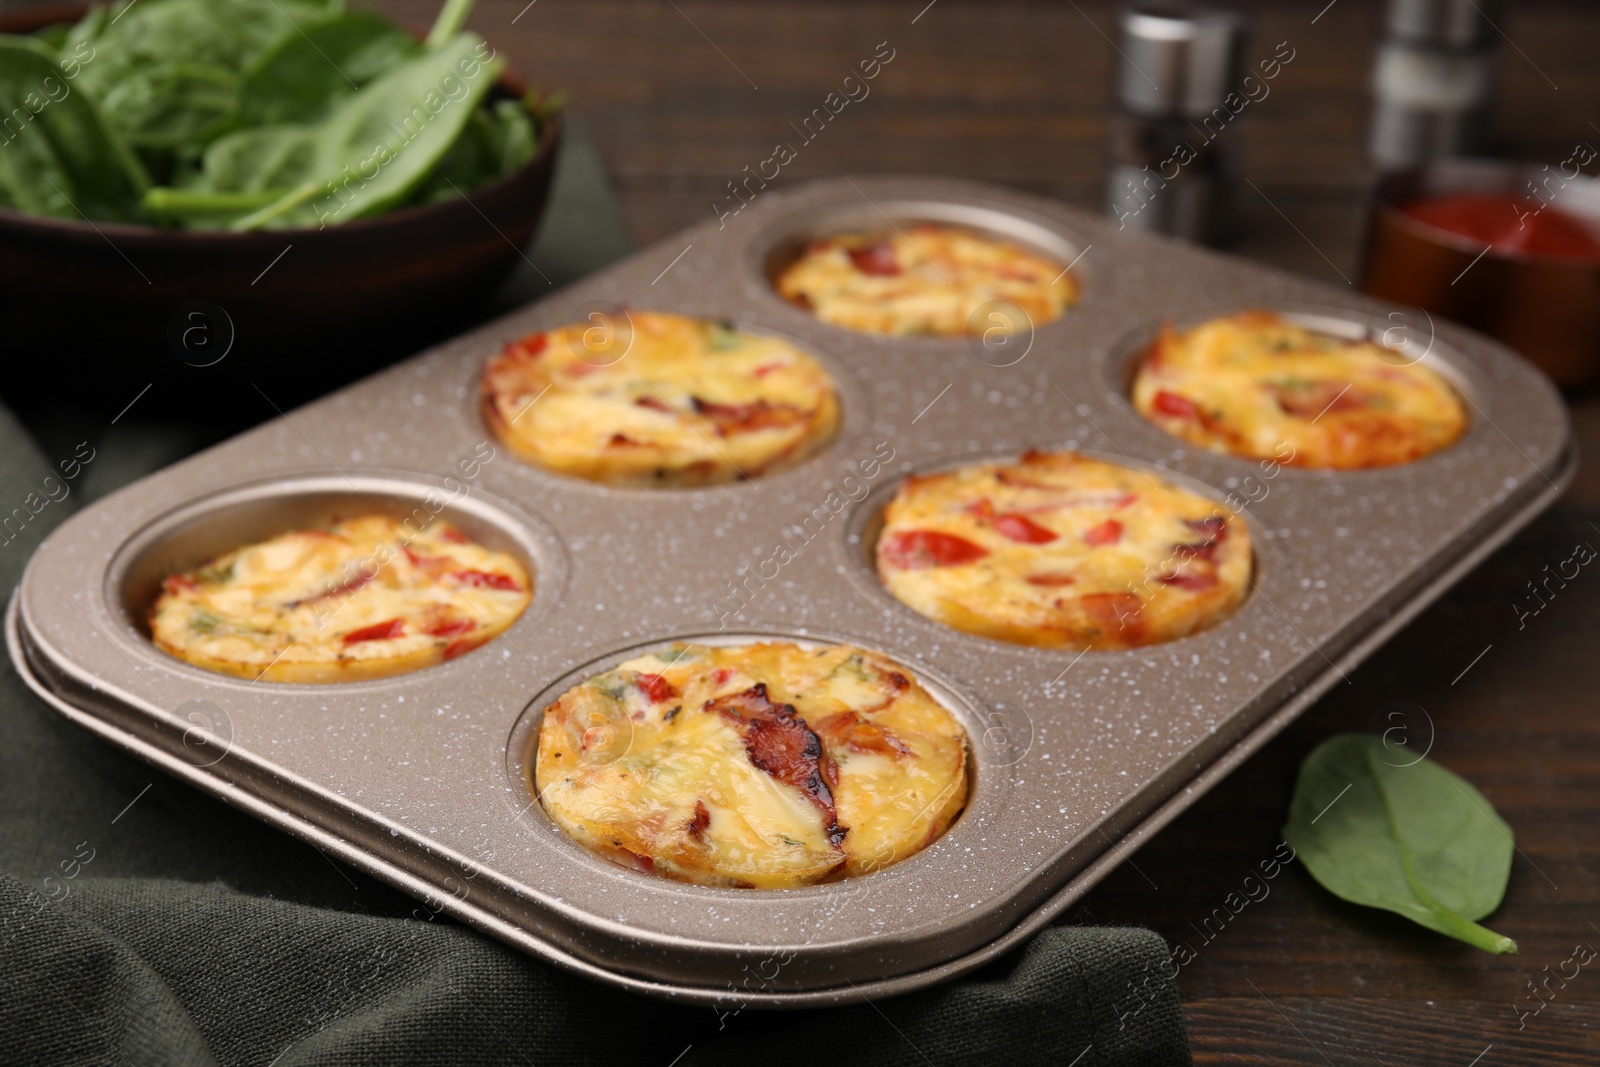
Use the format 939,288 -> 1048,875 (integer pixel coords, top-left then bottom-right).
1082,519 -> 1124,547
879,530 -> 991,569
507,333 -> 547,359
163,574 -> 199,595
637,673 -> 677,703
449,569 -> 521,592
344,618 -> 405,644
1152,390 -> 1198,418
443,633 -> 491,660
994,513 -> 1059,544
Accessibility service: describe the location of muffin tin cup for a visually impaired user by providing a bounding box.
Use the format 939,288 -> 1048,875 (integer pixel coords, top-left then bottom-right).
8,175 -> 1573,1007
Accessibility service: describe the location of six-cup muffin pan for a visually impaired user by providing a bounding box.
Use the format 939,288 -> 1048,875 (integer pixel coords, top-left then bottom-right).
7,176 -> 1573,1007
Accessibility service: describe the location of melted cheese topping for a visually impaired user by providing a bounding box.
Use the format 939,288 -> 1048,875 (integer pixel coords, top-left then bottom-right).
535,642 -> 968,888
1130,311 -> 1468,469
482,311 -> 840,487
149,516 -> 531,683
876,451 -> 1251,650
773,223 -> 1079,337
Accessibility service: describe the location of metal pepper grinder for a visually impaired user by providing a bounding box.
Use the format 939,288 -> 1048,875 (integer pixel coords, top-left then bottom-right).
1369,0 -> 1502,171
1105,3 -> 1249,245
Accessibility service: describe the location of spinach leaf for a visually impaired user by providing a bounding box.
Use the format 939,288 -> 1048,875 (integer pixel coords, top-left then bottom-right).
190,125 -> 318,194
143,124 -> 314,225
403,106 -> 501,206
237,32 -> 502,229
98,62 -> 238,149
1283,733 -> 1517,954
238,10 -> 419,127
32,22 -> 72,52
78,0 -> 333,148
485,97 -> 537,174
0,36 -> 149,222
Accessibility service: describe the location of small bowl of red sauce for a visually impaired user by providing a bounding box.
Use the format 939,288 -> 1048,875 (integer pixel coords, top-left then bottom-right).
1362,158 -> 1600,388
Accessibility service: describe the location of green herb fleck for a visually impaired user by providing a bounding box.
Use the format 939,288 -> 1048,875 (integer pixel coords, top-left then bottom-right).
707,322 -> 743,351
193,560 -> 235,585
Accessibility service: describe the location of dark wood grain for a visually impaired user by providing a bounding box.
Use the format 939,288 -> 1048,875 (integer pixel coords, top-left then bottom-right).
407,1 -> 1600,1061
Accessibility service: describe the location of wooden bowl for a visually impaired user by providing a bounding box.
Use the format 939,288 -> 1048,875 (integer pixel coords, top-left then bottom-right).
1361,159 -> 1600,390
0,4 -> 562,417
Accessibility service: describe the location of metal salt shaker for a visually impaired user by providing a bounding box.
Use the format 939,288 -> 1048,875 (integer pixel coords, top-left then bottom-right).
1105,3 -> 1249,245
1369,0 -> 1502,171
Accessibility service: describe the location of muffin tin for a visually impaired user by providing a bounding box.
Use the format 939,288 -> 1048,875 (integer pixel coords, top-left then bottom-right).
8,176 -> 1572,1007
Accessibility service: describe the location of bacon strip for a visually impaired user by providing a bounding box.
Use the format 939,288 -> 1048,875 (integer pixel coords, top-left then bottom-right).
1172,517 -> 1229,561
1266,379 -> 1367,419
1158,571 -> 1219,591
813,710 -> 912,759
287,568 -> 375,608
690,397 -> 805,435
704,684 -> 845,847
847,241 -> 901,276
686,799 -> 711,840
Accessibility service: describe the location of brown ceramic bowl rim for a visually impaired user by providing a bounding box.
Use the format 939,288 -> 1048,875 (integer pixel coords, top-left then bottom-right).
0,1 -> 561,244
1373,157 -> 1600,270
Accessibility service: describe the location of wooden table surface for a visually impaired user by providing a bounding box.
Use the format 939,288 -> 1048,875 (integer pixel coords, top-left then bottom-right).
382,0 -> 1598,1061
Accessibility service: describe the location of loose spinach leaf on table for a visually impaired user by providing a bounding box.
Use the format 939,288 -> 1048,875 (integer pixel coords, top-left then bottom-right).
0,36 -> 149,222
1283,733 -> 1517,954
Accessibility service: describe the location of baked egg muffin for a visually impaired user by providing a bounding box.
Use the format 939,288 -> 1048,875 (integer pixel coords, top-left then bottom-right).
149,516 -> 531,683
535,642 -> 968,888
1130,311 -> 1467,469
875,450 -> 1250,650
482,310 -> 840,486
773,222 -> 1079,337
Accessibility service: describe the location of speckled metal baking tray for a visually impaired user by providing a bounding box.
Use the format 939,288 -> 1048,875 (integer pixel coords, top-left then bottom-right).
7,176 -> 1573,1008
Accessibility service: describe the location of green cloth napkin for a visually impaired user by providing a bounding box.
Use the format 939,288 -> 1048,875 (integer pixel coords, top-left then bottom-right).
0,121 -> 1190,1067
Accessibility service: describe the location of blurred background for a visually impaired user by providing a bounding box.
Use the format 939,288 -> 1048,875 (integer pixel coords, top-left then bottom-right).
357,0 -> 1588,275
